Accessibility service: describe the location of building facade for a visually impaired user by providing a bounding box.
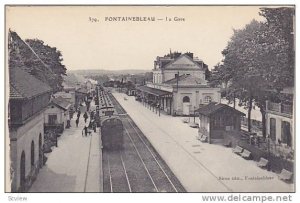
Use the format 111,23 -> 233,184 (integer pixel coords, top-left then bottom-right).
136,52 -> 221,115
44,97 -> 71,131
265,88 -> 294,149
196,103 -> 245,143
9,67 -> 52,192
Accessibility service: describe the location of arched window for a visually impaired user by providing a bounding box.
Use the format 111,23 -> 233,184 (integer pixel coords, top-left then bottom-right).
183,96 -> 190,103
204,96 -> 212,103
31,141 -> 35,167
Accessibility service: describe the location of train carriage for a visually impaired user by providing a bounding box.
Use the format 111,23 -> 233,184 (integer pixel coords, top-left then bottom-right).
101,116 -> 124,150
97,87 -> 124,150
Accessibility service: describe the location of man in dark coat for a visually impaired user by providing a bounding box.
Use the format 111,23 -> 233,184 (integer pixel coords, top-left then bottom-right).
83,112 -> 88,123
76,118 -> 79,127
83,126 -> 88,137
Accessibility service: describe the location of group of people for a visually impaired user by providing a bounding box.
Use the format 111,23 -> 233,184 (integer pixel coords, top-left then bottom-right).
75,107 -> 98,137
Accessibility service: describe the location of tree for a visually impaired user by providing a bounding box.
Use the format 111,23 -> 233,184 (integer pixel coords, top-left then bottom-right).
26,39 -> 67,92
8,31 -> 67,92
214,7 -> 294,136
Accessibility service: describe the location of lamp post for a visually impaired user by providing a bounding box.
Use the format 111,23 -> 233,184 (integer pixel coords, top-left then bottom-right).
194,106 -> 196,123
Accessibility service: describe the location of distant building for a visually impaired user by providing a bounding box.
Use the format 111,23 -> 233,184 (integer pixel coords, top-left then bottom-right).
196,103 -> 245,144
265,88 -> 294,149
44,97 -> 72,132
75,87 -> 88,109
54,91 -> 75,106
136,52 -> 221,115
9,67 -> 52,192
83,79 -> 97,93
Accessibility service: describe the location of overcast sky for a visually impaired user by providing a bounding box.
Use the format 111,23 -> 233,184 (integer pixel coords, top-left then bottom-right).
6,6 -> 266,70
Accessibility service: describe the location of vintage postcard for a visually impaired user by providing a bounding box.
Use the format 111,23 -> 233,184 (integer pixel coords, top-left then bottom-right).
5,5 -> 295,195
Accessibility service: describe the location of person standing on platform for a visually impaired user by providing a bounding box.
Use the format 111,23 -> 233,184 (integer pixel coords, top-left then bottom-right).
83,112 -> 88,123
77,109 -> 81,119
93,121 -> 97,133
76,118 -> 79,127
82,126 -> 88,137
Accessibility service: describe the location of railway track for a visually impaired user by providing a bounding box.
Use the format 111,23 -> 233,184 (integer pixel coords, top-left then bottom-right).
102,92 -> 185,192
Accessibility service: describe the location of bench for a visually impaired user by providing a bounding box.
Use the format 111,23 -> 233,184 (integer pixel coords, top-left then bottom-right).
199,135 -> 208,143
257,157 -> 269,168
278,169 -> 293,182
232,145 -> 244,154
241,149 -> 252,159
182,118 -> 189,123
223,140 -> 232,147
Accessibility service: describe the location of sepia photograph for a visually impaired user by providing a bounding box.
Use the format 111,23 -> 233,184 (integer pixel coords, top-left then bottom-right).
4,5 -> 295,195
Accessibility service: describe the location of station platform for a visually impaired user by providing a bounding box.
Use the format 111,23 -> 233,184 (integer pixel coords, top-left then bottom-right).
113,92 -> 294,192
29,104 -> 102,192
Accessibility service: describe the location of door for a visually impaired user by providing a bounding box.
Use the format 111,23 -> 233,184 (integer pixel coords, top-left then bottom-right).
39,134 -> 43,168
282,121 -> 292,147
270,118 -> 276,141
182,96 -> 190,115
20,151 -> 25,192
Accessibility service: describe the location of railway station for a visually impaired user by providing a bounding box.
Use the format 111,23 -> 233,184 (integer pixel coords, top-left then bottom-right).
136,52 -> 221,116
6,6 -> 295,195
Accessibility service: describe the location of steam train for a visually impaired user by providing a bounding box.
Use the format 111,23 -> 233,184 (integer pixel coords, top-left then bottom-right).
96,85 -> 124,150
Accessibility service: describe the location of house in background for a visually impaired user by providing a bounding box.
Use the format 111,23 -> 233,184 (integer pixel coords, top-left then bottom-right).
75,87 -> 88,110
196,102 -> 245,144
136,52 -> 221,115
265,87 -> 294,149
54,91 -> 75,106
9,67 -> 52,192
44,97 -> 71,133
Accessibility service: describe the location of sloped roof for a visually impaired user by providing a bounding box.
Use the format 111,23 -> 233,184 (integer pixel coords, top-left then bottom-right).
195,102 -> 245,117
9,31 -> 56,87
163,54 -> 203,70
164,75 -> 208,86
51,96 -> 71,110
136,86 -> 172,97
76,87 -> 88,94
9,67 -> 52,100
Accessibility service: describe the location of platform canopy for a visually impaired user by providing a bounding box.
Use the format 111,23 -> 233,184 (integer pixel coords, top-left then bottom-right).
136,86 -> 172,98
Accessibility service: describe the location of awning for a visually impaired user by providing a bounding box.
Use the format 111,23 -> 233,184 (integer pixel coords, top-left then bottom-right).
136,86 -> 172,97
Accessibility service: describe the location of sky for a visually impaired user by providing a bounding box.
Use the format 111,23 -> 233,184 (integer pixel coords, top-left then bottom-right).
6,6 -> 267,71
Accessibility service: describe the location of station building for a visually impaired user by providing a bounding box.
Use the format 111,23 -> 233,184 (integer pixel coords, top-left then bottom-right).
9,67 -> 52,192
196,102 -> 245,144
136,52 -> 221,116
44,96 -> 72,132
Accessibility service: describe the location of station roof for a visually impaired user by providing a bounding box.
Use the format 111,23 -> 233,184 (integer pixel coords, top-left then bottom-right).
9,67 -> 52,100
136,86 -> 172,97
164,75 -> 208,86
51,96 -> 72,110
195,102 -> 245,117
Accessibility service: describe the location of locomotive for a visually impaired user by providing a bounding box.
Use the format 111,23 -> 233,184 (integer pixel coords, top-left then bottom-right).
96,85 -> 124,150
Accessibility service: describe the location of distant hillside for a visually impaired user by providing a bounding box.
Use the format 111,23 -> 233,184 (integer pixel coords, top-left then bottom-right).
63,72 -> 85,86
69,69 -> 150,76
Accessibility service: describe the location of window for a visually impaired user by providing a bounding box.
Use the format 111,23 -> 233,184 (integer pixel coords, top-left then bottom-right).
281,121 -> 291,147
183,96 -> 190,103
49,115 -> 57,125
270,118 -> 276,141
204,96 -> 212,103
31,141 -> 35,167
